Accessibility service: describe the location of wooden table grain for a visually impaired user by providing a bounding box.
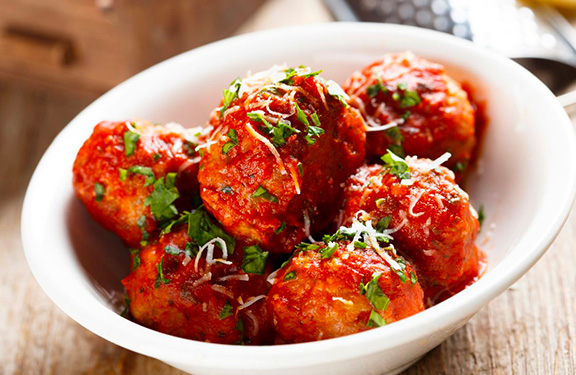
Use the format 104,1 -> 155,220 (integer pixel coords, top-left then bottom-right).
1,1 -> 575,374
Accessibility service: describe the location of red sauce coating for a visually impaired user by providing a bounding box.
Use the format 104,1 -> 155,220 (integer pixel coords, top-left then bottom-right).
72,121 -> 204,248
343,52 -> 476,178
268,241 -> 425,343
339,158 -> 482,302
198,67 -> 366,253
122,225 -> 274,344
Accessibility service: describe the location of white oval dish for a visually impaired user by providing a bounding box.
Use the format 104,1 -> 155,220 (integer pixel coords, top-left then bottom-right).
21,23 -> 576,375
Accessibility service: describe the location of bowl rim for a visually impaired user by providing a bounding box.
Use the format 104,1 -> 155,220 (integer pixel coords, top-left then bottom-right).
21,22 -> 576,371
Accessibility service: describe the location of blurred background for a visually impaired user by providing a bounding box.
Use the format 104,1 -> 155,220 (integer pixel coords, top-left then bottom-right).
2,0 -> 576,374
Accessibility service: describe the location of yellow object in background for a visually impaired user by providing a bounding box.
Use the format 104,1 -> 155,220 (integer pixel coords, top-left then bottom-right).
529,0 -> 576,9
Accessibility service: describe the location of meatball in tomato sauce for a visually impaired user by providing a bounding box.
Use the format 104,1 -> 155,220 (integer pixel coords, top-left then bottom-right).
268,234 -> 424,343
339,154 -> 482,302
73,120 -> 207,248
198,66 -> 366,253
343,52 -> 476,176
122,209 -> 274,344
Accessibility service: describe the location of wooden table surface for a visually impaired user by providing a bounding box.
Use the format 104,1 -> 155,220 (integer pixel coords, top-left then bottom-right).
1,1 -> 575,374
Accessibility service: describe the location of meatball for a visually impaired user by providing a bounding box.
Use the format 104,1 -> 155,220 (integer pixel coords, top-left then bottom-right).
73,120 -> 207,248
122,210 -> 274,344
339,154 -> 482,302
268,238 -> 425,343
343,52 -> 476,176
198,66 -> 366,253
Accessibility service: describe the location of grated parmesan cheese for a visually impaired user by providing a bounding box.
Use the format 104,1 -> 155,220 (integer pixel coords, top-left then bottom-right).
238,295 -> 266,310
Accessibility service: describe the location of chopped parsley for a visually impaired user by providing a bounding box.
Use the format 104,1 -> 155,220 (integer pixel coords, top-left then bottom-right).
354,241 -> 367,249
220,78 -> 242,117
94,183 -> 105,202
235,317 -> 245,345
153,153 -> 162,161
271,120 -> 299,147
283,270 -> 296,281
187,207 -> 235,254
367,310 -> 386,327
120,293 -> 130,317
222,129 -> 238,155
478,205 -> 485,228
127,165 -> 155,186
381,150 -> 411,180
119,168 -> 128,181
221,186 -> 234,194
160,211 -> 189,235
154,255 -> 170,288
325,80 -> 350,107
274,222 -> 286,234
304,125 -> 324,145
392,257 -> 408,283
280,67 -> 322,85
376,216 -> 392,231
123,130 -> 140,156
453,161 -> 467,173
144,173 -> 179,223
385,126 -> 405,158
251,185 -> 278,203
247,110 -> 273,129
360,272 -> 390,311
311,113 -> 321,127
129,248 -> 141,271
295,103 -> 310,127
297,162 -> 304,176
136,215 -> 149,245
318,242 -> 338,259
242,245 -> 269,275
367,76 -> 387,98
410,271 -> 418,286
219,301 -> 233,320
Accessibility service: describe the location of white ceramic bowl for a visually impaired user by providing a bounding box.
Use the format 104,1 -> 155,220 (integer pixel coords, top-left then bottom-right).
22,23 -> 576,375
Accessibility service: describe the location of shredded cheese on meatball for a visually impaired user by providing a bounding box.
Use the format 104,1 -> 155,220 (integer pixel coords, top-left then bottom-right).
238,295 -> 266,310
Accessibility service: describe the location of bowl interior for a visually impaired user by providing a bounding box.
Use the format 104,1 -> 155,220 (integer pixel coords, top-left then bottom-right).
22,23 -> 576,372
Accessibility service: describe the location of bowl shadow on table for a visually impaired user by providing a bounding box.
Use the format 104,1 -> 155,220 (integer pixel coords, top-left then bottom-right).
66,197 -> 129,312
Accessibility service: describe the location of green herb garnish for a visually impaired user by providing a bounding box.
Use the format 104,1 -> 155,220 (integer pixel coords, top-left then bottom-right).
219,301 -> 233,320
325,80 -> 350,107
410,271 -> 418,286
385,126 -> 405,158
222,129 -> 238,155
295,103 -> 310,127
304,125 -> 324,145
123,130 -> 140,156
187,207 -> 235,254
164,245 -> 181,255
367,310 -> 386,327
127,165 -> 155,186
242,245 -> 269,275
271,120 -> 299,147
220,78 -> 242,117
136,215 -> 149,245
129,248 -> 141,271
318,242 -> 338,259
354,241 -> 367,249
478,205 -> 485,228
119,168 -> 128,181
283,270 -> 296,281
154,255 -> 170,288
275,222 -> 286,234
360,272 -> 390,311
251,185 -> 278,203
381,150 -> 411,180
94,183 -> 105,202
144,173 -> 179,223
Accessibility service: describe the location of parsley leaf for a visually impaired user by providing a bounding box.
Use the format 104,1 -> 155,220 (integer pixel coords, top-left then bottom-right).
400,90 -> 421,108
283,270 -> 296,281
220,78 -> 242,117
129,248 -> 141,271
360,272 -> 390,311
235,317 -> 245,345
136,215 -> 149,245
354,241 -> 367,249
94,183 -> 105,202
187,207 -> 235,254
410,271 -> 418,286
367,76 -> 387,98
271,120 -> 299,147
376,216 -> 392,231
318,242 -> 338,259
478,205 -> 485,228
297,162 -> 304,176
295,103 -> 310,127
247,110 -> 273,131
164,245 -> 181,255
385,126 -> 405,158
154,255 -> 170,288
119,168 -> 128,181
325,80 -> 350,107
367,310 -> 386,327
120,293 -> 131,317
127,165 -> 155,186
251,185 -> 278,203
242,245 -> 269,275
274,222 -> 286,234
381,150 -> 411,180
219,300 -> 233,320
222,129 -> 238,155
123,130 -> 140,156
305,125 -> 324,145
144,173 -> 179,223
